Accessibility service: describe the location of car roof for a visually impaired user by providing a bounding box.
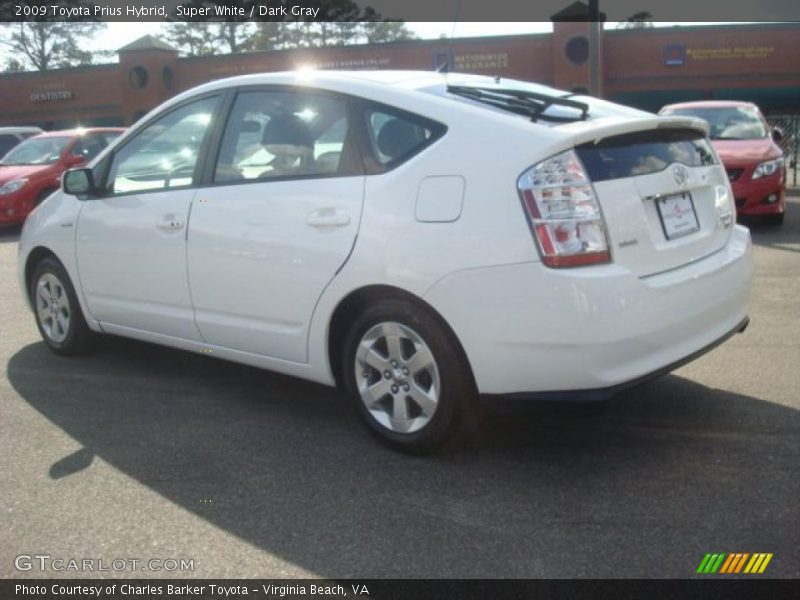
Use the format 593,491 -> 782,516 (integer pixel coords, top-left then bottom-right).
157,69 -> 591,128
662,100 -> 760,111
30,128 -> 126,139
171,69 -> 534,101
213,69 -> 451,87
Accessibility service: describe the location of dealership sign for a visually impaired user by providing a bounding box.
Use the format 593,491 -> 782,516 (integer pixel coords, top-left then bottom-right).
30,90 -> 74,102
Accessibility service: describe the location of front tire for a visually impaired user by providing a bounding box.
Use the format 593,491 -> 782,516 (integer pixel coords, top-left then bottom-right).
342,299 -> 475,454
30,257 -> 93,355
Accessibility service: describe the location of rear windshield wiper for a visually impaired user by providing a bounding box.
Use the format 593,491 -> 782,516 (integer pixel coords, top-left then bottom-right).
447,85 -> 590,123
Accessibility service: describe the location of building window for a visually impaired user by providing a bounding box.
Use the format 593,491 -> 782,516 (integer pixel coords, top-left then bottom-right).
565,36 -> 589,65
162,66 -> 174,90
128,66 -> 149,90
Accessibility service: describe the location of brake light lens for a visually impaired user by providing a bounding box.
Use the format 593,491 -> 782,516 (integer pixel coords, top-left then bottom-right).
715,183 -> 734,228
517,150 -> 610,268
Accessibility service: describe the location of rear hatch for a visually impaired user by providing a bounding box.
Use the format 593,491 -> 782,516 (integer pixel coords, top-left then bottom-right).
439,82 -> 731,276
568,119 -> 731,277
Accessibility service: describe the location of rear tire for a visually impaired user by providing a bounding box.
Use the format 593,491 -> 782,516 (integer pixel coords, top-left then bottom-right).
342,299 -> 475,454
30,257 -> 93,355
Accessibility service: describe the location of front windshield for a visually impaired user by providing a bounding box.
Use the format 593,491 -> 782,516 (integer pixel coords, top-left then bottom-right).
1,137 -> 71,165
665,106 -> 768,140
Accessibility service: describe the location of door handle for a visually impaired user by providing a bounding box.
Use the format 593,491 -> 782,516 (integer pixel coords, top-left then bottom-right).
157,215 -> 184,231
307,208 -> 350,228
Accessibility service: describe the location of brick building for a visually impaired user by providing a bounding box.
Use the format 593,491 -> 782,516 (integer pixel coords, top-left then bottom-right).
1,20 -> 799,130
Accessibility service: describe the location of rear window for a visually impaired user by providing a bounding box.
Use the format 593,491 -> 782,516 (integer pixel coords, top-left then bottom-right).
575,129 -> 717,182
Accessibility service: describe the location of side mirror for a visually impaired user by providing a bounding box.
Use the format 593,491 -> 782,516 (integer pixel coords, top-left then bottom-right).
772,127 -> 784,144
62,168 -> 95,197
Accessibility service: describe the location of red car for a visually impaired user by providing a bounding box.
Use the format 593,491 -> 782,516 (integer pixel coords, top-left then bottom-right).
0,128 -> 124,225
660,101 -> 786,225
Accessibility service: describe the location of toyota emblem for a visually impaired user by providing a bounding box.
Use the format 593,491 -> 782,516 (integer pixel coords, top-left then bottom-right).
673,165 -> 689,188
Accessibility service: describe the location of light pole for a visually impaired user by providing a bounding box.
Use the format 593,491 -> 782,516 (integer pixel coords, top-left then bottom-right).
588,0 -> 600,96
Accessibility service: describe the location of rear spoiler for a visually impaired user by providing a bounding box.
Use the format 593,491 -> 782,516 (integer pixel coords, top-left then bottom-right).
555,115 -> 710,149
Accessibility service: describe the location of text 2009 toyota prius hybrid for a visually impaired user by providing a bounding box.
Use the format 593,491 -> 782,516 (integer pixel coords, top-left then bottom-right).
18,71 -> 753,453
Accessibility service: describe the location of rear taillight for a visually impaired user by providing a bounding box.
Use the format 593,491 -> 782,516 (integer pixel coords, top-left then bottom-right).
517,149 -> 610,268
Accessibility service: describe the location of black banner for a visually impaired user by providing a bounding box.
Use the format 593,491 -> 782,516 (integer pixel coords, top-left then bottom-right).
0,0 -> 799,22
4,579 -> 800,600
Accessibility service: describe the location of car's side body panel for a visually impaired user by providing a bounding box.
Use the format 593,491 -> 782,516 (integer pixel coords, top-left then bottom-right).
18,71 -> 753,402
188,175 -> 366,363
75,189 -> 202,341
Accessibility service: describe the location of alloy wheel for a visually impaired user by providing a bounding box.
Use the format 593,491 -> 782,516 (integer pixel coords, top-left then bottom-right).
35,272 -> 71,343
354,321 -> 441,434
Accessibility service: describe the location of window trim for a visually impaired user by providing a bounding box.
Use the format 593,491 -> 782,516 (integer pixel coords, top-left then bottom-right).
94,91 -> 226,199
199,84 -> 367,190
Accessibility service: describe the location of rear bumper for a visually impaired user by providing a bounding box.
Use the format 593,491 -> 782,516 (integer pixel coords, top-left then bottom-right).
424,225 -> 754,396
484,316 -> 749,402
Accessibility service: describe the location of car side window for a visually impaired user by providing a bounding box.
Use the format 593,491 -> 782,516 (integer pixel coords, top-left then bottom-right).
214,90 -> 357,183
365,107 -> 442,166
106,96 -> 219,195
71,134 -> 110,162
0,135 -> 17,157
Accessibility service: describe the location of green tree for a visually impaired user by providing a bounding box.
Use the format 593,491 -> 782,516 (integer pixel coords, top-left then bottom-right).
251,22 -> 293,51
3,57 -> 25,73
162,22 -> 254,56
617,11 -> 655,29
331,22 -> 361,46
162,23 -> 217,56
0,21 -> 105,71
292,21 -> 321,48
360,21 -> 415,44
217,22 -> 253,53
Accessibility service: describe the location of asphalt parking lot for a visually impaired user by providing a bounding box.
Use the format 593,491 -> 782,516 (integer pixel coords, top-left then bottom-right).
1,198 -> 798,579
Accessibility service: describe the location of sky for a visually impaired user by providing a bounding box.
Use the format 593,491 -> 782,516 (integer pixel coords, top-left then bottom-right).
90,22 -> 555,54
0,22 -> 553,64
84,22 -> 727,54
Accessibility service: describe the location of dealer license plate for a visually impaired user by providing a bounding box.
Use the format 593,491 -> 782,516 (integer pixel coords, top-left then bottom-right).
656,192 -> 700,240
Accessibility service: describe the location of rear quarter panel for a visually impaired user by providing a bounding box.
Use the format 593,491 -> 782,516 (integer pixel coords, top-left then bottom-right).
306,104 -> 567,382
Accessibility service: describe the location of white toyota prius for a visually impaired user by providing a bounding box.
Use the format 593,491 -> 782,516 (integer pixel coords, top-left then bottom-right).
18,70 -> 753,452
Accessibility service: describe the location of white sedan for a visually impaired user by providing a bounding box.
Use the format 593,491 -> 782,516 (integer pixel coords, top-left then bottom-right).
18,70 -> 753,453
